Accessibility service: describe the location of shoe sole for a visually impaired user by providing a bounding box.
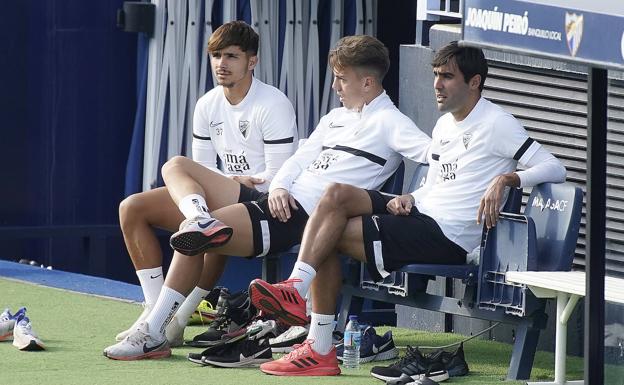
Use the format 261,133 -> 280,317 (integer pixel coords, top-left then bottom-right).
261,367 -> 341,376
187,355 -> 210,366
0,332 -> 13,341
186,329 -> 247,348
202,357 -> 273,368
170,227 -> 233,256
370,370 -> 448,383
249,282 -> 308,326
103,348 -> 171,361
338,347 -> 399,363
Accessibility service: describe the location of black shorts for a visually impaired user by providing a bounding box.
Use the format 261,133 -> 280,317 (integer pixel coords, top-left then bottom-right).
242,193 -> 309,257
237,184 -> 264,203
362,191 -> 467,282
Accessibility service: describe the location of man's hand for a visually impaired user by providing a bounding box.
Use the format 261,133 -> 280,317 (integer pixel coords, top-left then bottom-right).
232,175 -> 265,190
268,188 -> 298,222
477,173 -> 519,228
387,194 -> 415,216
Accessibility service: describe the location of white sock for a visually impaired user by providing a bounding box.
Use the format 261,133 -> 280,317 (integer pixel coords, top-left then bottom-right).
145,286 -> 186,338
136,267 -> 164,306
288,261 -> 317,298
179,194 -> 210,219
308,312 -> 335,355
171,287 -> 209,328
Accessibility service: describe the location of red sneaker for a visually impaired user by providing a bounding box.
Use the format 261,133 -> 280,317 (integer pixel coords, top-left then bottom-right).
260,340 -> 341,376
249,278 -> 308,326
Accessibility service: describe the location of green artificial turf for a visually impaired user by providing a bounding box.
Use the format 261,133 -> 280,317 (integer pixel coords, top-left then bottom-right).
0,278 -> 617,385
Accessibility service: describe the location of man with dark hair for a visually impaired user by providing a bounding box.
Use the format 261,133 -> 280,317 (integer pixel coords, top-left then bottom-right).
103,34 -> 431,363
250,40 -> 566,376
110,20 -> 297,354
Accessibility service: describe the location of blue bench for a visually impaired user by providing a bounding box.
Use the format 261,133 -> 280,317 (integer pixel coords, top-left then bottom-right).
337,166 -> 583,381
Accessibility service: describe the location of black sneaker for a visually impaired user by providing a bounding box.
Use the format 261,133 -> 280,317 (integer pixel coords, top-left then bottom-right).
201,336 -> 273,367
187,329 -> 250,365
370,346 -> 449,383
426,343 -> 469,377
186,290 -> 256,347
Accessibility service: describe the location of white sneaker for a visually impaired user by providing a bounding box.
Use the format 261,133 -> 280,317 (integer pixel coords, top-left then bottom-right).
13,315 -> 45,351
165,315 -> 185,348
169,216 -> 233,256
115,303 -> 152,341
247,319 -> 279,340
104,321 -> 170,360
0,307 -> 26,341
269,325 -> 309,353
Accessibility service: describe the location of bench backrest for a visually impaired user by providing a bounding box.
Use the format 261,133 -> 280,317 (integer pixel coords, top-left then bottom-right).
524,183 -> 583,271
380,161 -> 405,195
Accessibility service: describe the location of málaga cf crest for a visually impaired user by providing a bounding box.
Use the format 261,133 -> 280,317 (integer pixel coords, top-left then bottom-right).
565,12 -> 583,57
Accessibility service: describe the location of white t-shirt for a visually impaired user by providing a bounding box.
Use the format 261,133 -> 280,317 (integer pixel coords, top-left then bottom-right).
270,91 -> 431,214
192,77 -> 298,192
415,97 -> 564,252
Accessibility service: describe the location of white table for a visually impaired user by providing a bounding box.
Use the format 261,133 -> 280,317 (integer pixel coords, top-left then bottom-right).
505,271 -> 624,385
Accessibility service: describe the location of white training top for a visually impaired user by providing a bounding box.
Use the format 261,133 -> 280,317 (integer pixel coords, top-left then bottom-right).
414,97 -> 566,252
270,91 -> 431,215
192,77 -> 298,192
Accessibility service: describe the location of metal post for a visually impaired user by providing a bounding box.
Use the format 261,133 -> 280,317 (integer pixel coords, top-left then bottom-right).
584,66 -> 607,385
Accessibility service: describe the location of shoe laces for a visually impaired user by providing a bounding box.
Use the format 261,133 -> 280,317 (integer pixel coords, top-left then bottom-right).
283,339 -> 313,360
390,345 -> 422,369
124,324 -> 151,347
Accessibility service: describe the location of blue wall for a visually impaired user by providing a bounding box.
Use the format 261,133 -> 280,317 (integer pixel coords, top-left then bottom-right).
1,1 -> 136,274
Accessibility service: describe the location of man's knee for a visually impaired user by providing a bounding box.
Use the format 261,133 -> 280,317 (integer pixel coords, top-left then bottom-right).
161,155 -> 190,178
318,183 -> 353,210
119,193 -> 145,227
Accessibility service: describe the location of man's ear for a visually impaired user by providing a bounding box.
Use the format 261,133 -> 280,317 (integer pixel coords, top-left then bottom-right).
469,74 -> 481,90
248,55 -> 258,70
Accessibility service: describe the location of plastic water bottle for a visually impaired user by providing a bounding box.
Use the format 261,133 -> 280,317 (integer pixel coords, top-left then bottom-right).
343,315 -> 361,369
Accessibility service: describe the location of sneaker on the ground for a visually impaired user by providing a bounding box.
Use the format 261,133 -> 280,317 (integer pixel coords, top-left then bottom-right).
202,336 -> 273,368
370,346 -> 448,383
187,328 -> 251,365
115,302 -> 152,341
12,314 -> 45,351
103,321 -> 170,360
247,319 -> 280,340
426,343 -> 469,377
260,339 -> 341,376
188,287 -> 222,325
387,377 -> 440,385
269,325 -> 309,353
165,315 -> 184,347
170,216 -> 233,256
249,278 -> 308,326
337,326 -> 398,363
0,307 -> 26,341
186,290 -> 255,347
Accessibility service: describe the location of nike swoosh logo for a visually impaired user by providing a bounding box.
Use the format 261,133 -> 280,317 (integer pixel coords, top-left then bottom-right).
317,322 -> 332,326
150,274 -> 162,279
239,347 -> 270,360
197,221 -> 211,229
328,122 -> 344,128
210,121 -> 223,127
371,340 -> 392,354
143,340 -> 166,353
440,139 -> 450,146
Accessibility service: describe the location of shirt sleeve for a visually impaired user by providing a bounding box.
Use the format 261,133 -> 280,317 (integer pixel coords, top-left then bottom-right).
490,114 -> 566,187
386,114 -> 431,164
411,125 -> 440,202
253,97 -> 298,185
191,100 -> 223,175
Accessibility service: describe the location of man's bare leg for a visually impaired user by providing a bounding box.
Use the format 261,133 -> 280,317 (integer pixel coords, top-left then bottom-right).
306,218 -> 367,354
287,183 -> 373,297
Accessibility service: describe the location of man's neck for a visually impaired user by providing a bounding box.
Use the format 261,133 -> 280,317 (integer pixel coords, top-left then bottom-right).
452,94 -> 481,122
223,75 -> 253,105
356,88 -> 384,112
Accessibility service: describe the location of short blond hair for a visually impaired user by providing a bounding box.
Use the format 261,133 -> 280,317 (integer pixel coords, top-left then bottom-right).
328,35 -> 390,81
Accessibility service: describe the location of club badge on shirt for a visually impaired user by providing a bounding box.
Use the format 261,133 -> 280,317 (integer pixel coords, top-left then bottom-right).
463,133 -> 472,149
239,120 -> 250,139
